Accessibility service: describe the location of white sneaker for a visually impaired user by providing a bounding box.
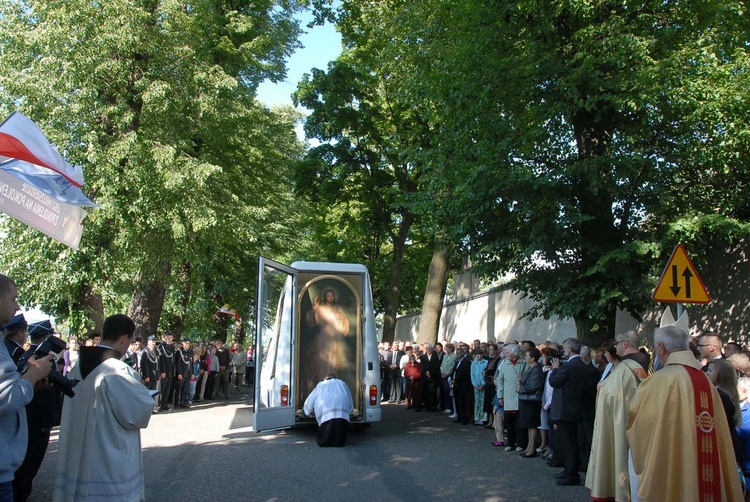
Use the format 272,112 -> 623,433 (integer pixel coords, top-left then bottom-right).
504,446 -> 513,452
516,447 -> 523,452
444,409 -> 452,414
448,414 -> 458,419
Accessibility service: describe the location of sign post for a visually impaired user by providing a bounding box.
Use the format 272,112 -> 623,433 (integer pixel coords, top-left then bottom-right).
652,244 -> 711,308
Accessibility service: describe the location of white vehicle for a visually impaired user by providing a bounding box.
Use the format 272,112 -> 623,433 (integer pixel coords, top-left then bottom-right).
253,258 -> 382,432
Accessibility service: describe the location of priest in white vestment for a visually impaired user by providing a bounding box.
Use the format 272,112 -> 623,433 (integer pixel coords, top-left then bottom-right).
303,372 -> 353,447
54,314 -> 154,502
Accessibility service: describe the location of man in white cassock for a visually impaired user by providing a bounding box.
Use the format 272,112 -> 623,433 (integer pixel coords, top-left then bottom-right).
54,314 -> 154,502
303,372 -> 354,447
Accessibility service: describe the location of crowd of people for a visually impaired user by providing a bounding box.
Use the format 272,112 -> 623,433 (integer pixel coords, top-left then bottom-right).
380,327 -> 750,500
2,264 -> 747,501
0,272 -> 255,502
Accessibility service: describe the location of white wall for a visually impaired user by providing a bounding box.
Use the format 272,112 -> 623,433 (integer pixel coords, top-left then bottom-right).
395,287 -> 577,345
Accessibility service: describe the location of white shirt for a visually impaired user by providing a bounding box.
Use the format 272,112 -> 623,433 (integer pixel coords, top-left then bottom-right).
303,378 -> 354,426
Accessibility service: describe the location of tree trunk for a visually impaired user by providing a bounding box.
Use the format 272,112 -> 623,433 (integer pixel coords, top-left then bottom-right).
381,211 -> 414,344
235,320 -> 246,346
74,283 -> 104,336
574,305 -> 616,349
214,314 -> 228,344
128,261 -> 170,341
416,243 -> 450,346
168,262 -> 192,340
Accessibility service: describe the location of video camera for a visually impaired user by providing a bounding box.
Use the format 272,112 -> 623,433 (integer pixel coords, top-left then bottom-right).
545,348 -> 566,366
17,336 -> 79,398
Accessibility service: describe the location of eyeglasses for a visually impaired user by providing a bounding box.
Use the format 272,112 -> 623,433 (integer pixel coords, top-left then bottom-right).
615,340 -> 628,345
698,344 -> 713,347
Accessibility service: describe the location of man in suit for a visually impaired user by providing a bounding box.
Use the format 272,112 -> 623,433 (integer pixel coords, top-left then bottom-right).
451,346 -> 473,424
548,338 -> 598,486
419,343 -> 441,412
157,331 -> 175,411
386,344 -> 405,403
698,331 -> 723,371
379,342 -> 390,401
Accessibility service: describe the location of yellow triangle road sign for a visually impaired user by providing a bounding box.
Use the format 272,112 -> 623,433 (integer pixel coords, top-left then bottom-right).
652,245 -> 711,304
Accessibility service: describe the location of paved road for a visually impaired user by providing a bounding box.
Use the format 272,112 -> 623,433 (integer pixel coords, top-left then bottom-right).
30,387 -> 591,501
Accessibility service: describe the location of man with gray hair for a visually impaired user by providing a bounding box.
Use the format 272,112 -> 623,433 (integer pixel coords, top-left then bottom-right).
615,329 -> 650,372
626,326 -> 742,501
419,343 -> 441,412
549,338 -> 598,486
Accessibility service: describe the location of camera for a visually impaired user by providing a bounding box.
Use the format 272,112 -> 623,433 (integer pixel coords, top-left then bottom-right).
17,336 -> 79,398
545,348 -> 566,366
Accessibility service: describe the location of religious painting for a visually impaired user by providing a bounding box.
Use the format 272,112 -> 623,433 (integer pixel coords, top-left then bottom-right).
297,275 -> 360,406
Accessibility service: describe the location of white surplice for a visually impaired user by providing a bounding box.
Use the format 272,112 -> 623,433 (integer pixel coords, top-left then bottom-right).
54,357 -> 153,501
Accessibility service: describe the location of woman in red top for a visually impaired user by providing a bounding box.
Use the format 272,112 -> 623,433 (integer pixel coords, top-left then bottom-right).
403,355 -> 422,409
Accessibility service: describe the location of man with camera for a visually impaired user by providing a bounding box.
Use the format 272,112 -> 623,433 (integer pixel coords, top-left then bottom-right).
0,274 -> 53,502
548,338 -> 598,486
13,320 -> 63,501
54,314 -> 154,502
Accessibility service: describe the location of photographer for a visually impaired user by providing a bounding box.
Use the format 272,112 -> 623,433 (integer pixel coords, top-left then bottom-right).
0,274 -> 53,502
14,320 -> 62,501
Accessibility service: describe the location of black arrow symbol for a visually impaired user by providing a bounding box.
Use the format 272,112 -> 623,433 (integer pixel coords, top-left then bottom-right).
682,268 -> 693,298
669,265 -> 681,296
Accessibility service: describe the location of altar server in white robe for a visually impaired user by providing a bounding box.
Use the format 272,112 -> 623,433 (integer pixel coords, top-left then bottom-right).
54,314 -> 154,502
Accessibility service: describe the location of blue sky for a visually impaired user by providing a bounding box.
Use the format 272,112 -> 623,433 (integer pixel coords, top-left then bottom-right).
256,11 -> 342,108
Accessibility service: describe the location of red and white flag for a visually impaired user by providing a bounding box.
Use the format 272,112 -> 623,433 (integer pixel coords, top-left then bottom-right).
0,111 -> 84,187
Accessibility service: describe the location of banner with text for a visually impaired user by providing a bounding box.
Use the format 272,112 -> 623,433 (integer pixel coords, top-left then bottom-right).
0,169 -> 87,249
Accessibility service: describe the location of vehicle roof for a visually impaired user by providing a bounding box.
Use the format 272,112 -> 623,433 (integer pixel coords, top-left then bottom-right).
291,261 -> 369,274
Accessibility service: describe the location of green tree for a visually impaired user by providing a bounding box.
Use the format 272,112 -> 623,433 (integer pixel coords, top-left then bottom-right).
0,0 -> 307,336
293,41 -> 431,342
370,0 -> 750,345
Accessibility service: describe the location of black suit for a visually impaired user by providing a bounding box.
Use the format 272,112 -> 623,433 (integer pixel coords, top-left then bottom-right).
157,342 -> 175,411
14,341 -> 62,502
452,355 -> 472,424
139,348 -> 160,391
419,352 -> 441,411
385,350 -> 404,402
548,355 -> 598,482
173,348 -> 192,408
578,362 -> 600,471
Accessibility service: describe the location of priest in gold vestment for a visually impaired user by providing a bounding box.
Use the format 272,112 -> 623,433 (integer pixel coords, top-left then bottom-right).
626,326 -> 742,502
586,355 -> 647,501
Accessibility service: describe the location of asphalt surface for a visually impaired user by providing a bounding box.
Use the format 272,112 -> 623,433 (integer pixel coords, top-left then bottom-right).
30,387 -> 592,501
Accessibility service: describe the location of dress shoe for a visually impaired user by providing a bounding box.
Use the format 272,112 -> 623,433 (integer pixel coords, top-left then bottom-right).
519,452 -> 537,458
556,478 -> 581,486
